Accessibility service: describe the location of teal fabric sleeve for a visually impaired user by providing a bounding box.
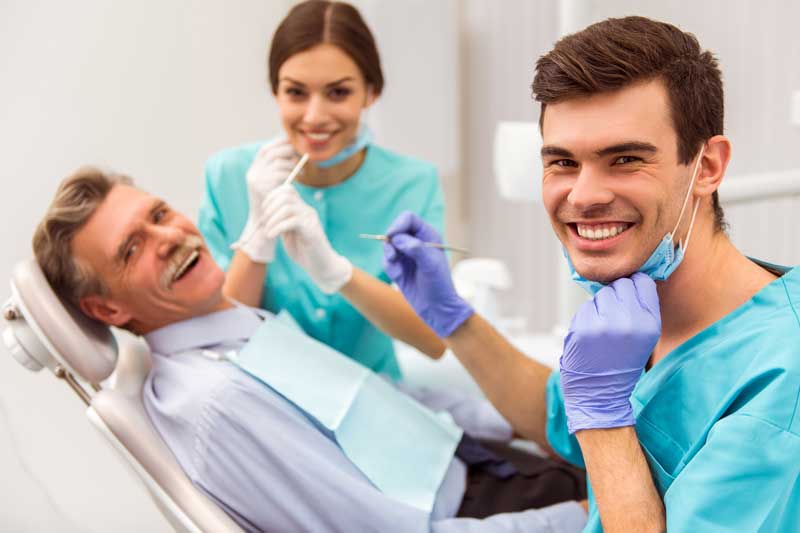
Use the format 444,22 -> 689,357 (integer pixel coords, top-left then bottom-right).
545,369 -> 585,468
663,414 -> 800,531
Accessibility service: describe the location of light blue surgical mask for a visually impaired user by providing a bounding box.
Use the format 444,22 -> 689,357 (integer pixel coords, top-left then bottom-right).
566,146 -> 705,295
316,123 -> 373,168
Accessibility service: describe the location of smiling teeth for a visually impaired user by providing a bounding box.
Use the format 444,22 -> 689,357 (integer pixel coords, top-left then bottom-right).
306,132 -> 331,141
173,250 -> 199,282
576,223 -> 630,241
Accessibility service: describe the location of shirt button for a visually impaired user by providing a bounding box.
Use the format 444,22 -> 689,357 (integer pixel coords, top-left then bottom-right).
315,308 -> 327,319
314,191 -> 324,201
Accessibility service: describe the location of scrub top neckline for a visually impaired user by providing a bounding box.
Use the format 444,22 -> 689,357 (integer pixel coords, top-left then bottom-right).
293,146 -> 374,195
632,260 -> 798,405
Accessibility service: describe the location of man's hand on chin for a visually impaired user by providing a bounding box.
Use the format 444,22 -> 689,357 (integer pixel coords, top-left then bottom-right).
561,274 -> 665,532
560,272 -> 660,433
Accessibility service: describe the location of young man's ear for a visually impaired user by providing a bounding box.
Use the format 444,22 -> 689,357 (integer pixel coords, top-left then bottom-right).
694,134 -> 731,197
79,294 -> 132,327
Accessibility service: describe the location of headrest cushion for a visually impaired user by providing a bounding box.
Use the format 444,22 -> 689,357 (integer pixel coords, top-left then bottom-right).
13,258 -> 117,382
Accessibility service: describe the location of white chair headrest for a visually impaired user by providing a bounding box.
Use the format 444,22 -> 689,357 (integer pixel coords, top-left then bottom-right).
10,258 -> 117,383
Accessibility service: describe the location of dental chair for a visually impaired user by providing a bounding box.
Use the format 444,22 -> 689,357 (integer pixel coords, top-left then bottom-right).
2,258 -> 242,532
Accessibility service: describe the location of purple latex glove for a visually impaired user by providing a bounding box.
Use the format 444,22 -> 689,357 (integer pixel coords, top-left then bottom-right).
382,212 -> 474,337
560,272 -> 661,434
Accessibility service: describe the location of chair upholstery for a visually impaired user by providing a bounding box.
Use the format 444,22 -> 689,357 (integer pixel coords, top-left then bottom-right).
90,339 -> 242,532
4,258 -> 242,532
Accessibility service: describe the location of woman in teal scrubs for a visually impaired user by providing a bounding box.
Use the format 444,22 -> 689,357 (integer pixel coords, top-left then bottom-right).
198,0 -> 444,380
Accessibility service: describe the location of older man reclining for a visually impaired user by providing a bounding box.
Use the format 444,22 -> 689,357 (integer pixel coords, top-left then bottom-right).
32,166 -> 587,532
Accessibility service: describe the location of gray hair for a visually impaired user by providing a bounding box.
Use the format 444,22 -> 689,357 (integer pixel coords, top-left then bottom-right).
33,166 -> 133,307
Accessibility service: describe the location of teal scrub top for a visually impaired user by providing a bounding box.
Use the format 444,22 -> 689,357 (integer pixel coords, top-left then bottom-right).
546,260 -> 800,532
198,141 -> 445,381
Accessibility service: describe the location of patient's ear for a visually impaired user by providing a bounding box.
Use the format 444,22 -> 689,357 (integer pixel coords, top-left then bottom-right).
79,295 -> 132,327
694,134 -> 731,197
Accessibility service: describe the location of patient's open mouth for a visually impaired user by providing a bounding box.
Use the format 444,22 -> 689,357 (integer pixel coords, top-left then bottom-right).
173,250 -> 200,284
161,235 -> 205,290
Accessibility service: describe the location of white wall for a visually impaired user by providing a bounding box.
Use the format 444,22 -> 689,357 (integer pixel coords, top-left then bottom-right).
0,2 -> 290,529
462,0 -> 800,331
461,0 -> 561,331
353,0 -> 465,243
0,1 -> 461,530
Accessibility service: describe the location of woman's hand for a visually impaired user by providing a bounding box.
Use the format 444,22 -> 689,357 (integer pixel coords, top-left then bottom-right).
261,185 -> 353,293
231,139 -> 298,263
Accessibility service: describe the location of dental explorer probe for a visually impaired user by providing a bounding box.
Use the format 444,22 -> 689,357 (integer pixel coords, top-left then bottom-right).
283,153 -> 310,185
358,234 -> 470,255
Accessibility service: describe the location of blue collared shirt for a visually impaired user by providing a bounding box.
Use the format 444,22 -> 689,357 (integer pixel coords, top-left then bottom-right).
143,306 -> 586,532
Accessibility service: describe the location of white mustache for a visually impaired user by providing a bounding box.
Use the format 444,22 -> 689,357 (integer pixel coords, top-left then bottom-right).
160,235 -> 204,290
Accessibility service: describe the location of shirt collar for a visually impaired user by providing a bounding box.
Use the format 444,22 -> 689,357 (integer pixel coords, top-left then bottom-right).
144,304 -> 267,356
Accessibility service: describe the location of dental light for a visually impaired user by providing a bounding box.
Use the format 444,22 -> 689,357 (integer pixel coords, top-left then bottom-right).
492,121 -> 542,203
492,121 -> 587,334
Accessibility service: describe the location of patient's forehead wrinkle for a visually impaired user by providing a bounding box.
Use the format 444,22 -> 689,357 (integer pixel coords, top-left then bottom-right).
106,195 -> 160,269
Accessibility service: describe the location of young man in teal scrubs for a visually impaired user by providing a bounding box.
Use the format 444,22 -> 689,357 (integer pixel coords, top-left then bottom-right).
382,16 -> 799,532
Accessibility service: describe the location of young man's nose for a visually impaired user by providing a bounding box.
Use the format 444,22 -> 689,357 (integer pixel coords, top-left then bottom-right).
567,167 -> 615,211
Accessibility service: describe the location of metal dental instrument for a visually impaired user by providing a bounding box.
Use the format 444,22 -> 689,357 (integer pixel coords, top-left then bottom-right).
283,153 -> 310,185
359,234 -> 470,255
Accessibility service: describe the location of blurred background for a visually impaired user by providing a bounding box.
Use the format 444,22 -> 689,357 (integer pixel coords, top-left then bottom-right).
1,0 -> 798,530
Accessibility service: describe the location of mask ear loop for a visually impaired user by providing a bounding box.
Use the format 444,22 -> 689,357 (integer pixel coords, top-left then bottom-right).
672,145 -> 706,249
681,198 -> 702,252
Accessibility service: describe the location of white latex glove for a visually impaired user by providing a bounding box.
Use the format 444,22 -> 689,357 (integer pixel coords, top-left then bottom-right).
231,139 -> 298,263
261,184 -> 353,294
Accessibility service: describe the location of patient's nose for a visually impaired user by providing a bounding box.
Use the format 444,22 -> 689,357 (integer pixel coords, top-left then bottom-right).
152,225 -> 184,259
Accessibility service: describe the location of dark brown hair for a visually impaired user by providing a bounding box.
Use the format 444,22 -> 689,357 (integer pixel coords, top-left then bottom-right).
532,16 -> 726,231
268,0 -> 384,96
33,166 -> 132,307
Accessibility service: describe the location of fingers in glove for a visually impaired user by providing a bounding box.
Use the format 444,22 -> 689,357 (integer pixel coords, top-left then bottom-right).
386,211 -> 444,244
265,214 -> 305,240
382,242 -> 407,282
631,272 -> 661,325
388,233 -> 423,255
610,277 -> 636,306
383,241 -> 397,263
257,139 -> 297,162
263,203 -> 302,239
386,211 -> 422,236
261,184 -> 301,216
249,156 -> 296,178
593,283 -> 618,319
390,233 -> 448,272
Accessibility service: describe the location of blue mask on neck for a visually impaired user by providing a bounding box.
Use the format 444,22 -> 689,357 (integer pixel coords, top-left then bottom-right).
565,235 -> 687,295
316,124 -> 373,168
565,146 -> 705,295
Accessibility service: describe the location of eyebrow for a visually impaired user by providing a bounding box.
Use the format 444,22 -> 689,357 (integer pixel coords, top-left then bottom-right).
595,141 -> 658,157
541,141 -> 658,159
114,199 -> 166,264
541,145 -> 574,158
279,76 -> 356,88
